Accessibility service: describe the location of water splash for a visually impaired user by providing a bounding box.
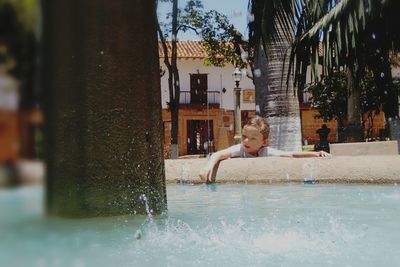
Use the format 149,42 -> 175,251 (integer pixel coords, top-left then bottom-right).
132,213 -> 360,266
139,194 -> 154,218
302,159 -> 318,184
2,185 -> 397,266
179,162 -> 190,183
134,194 -> 154,239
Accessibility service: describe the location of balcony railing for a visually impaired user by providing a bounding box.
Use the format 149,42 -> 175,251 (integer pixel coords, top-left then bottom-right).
179,91 -> 220,106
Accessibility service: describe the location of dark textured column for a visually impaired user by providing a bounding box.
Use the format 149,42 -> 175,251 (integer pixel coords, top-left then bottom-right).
41,0 -> 167,217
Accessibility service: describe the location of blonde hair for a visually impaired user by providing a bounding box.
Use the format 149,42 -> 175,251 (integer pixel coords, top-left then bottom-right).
244,116 -> 270,139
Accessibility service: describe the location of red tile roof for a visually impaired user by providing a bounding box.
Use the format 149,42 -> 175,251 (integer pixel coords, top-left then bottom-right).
159,40 -> 209,59
159,40 -> 326,59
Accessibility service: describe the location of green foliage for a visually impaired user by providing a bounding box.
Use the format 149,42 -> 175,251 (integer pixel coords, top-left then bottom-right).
251,0 -> 400,119
158,0 -> 204,39
0,0 -> 38,32
180,0 -> 204,30
360,70 -> 381,115
291,0 -> 379,84
200,10 -> 249,70
308,69 -> 384,122
0,1 -> 36,83
158,0 -> 249,71
307,71 -> 348,122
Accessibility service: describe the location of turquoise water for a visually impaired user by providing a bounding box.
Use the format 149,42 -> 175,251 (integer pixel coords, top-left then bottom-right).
1,184 -> 400,267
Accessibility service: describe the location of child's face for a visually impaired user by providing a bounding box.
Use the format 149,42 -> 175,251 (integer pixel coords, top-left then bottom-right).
241,125 -> 268,155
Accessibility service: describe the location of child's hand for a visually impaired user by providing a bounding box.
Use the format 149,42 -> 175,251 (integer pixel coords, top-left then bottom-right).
199,150 -> 231,183
317,150 -> 331,157
199,166 -> 212,183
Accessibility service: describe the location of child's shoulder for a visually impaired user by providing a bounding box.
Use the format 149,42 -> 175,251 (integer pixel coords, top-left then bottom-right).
225,143 -> 241,157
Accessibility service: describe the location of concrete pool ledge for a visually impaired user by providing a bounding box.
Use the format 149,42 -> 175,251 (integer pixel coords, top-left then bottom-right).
165,156 -> 400,184
3,155 -> 400,186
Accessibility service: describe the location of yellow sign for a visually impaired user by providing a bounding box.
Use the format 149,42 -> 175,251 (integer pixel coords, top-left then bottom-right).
242,89 -> 255,104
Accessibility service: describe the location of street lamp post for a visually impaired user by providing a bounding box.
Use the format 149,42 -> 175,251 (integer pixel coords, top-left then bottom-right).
232,67 -> 242,144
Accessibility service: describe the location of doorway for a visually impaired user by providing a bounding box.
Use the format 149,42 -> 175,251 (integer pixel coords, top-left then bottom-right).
187,120 -> 214,155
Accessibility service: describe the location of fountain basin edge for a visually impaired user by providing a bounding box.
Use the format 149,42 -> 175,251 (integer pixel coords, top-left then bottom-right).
165,156 -> 400,184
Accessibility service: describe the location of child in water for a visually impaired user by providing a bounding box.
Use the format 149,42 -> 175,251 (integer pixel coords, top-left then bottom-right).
199,116 -> 331,182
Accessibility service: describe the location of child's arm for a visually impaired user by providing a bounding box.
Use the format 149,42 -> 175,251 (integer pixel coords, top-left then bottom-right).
199,149 -> 232,183
282,150 -> 331,158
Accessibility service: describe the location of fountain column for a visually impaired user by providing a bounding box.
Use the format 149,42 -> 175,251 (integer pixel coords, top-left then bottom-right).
41,0 -> 167,217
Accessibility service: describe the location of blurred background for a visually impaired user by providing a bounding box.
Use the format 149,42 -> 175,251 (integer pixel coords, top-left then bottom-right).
0,0 -> 43,187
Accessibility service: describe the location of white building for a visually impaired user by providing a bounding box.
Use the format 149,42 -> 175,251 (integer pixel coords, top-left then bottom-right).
159,40 -> 255,156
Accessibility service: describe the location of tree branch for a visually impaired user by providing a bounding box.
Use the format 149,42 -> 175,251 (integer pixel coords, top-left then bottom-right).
177,24 -> 199,34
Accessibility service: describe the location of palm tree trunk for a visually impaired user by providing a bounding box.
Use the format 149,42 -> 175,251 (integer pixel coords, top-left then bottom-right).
254,41 -> 268,116
344,67 -> 364,142
256,39 -> 302,152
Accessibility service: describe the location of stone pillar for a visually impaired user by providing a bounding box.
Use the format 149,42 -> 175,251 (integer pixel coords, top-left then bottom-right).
41,0 -> 167,217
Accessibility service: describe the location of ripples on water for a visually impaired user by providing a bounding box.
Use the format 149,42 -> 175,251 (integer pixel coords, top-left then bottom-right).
0,184 -> 399,267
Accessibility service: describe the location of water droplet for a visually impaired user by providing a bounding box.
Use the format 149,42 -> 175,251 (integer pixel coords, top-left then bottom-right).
372,33 -> 376,39
100,51 -> 104,55
254,69 -> 261,77
134,230 -> 142,240
247,12 -> 255,23
233,9 -> 242,17
380,72 -> 385,78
